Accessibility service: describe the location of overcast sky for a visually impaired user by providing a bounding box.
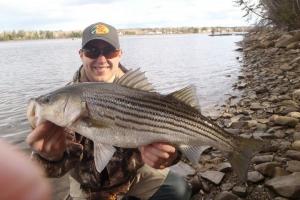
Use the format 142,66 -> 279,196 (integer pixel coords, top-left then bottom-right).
0,0 -> 255,31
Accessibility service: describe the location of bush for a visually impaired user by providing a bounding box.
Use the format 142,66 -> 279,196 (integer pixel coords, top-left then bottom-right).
235,0 -> 300,30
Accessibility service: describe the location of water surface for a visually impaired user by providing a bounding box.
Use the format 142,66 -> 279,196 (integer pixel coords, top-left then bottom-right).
0,34 -> 243,145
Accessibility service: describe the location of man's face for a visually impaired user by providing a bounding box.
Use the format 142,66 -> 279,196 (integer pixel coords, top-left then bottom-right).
80,40 -> 122,83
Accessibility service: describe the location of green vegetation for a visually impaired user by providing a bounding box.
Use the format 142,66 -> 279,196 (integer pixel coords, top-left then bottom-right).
235,0 -> 300,30
0,30 -> 82,41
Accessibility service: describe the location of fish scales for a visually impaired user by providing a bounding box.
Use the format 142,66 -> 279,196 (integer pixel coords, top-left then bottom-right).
82,86 -> 234,149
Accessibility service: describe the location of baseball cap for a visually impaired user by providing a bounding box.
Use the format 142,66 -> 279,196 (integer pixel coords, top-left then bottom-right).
82,22 -> 120,49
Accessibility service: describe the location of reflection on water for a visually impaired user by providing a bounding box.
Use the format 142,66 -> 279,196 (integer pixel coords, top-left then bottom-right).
0,34 -> 243,144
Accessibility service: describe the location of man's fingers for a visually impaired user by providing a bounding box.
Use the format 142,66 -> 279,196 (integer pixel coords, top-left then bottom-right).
26,121 -> 54,145
42,128 -> 65,153
152,143 -> 176,154
67,141 -> 83,152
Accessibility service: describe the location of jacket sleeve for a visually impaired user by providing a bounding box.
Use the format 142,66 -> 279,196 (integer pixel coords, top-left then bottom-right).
31,147 -> 83,178
30,129 -> 83,178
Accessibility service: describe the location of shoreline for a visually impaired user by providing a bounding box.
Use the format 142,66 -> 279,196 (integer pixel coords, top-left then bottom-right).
189,28 -> 300,199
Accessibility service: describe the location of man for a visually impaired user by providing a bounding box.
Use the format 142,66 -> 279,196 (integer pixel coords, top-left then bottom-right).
27,22 -> 192,200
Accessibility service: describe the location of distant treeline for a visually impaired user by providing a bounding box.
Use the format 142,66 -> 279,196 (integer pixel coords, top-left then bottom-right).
0,30 -> 82,41
0,26 -> 250,41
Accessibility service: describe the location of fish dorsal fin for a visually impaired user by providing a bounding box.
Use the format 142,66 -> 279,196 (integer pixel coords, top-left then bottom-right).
114,68 -> 155,92
167,85 -> 201,111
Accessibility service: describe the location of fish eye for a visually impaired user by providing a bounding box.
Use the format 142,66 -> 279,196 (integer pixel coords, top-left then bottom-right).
41,96 -> 51,104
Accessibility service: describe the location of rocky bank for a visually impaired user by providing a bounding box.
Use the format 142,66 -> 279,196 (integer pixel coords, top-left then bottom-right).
184,28 -> 300,200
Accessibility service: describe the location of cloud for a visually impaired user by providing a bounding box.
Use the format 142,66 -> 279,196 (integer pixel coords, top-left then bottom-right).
0,0 -> 252,31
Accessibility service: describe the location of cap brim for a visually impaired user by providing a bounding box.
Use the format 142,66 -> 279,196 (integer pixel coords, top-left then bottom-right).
82,36 -> 119,49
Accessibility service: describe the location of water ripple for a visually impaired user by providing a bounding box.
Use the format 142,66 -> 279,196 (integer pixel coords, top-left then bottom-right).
0,35 -> 242,139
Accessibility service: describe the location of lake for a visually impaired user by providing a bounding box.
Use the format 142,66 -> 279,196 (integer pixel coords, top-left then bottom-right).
0,34 -> 243,146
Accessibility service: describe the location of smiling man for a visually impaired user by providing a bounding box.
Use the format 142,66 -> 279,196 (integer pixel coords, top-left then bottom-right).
27,22 -> 192,200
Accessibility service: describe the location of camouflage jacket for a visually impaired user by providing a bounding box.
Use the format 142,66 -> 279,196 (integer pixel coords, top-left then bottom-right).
32,65 -> 145,199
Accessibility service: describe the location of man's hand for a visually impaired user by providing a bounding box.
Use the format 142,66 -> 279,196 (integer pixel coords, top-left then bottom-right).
26,121 -> 68,161
139,143 -> 178,169
0,140 -> 51,200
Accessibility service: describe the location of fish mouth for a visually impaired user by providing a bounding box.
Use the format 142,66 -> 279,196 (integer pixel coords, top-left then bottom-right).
26,99 -> 44,128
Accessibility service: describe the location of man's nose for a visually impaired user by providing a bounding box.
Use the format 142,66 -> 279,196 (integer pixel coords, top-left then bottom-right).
95,54 -> 107,63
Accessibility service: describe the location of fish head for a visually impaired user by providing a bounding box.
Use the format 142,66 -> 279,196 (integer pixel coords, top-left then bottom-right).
27,88 -> 84,128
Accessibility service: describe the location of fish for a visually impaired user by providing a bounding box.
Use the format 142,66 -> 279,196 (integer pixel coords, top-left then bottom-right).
27,69 -> 265,182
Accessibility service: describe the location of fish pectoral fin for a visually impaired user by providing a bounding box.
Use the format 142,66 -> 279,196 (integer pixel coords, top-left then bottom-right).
94,142 -> 116,173
179,145 -> 211,165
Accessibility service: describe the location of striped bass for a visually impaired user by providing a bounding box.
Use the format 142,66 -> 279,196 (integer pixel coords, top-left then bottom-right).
27,69 -> 265,182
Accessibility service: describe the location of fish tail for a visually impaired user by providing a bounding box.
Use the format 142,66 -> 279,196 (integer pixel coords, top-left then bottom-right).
227,136 -> 265,182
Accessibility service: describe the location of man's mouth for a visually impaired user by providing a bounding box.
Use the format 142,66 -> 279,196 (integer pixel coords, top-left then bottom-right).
92,66 -> 111,72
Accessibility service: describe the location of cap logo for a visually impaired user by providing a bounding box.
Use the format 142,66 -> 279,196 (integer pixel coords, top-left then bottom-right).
91,24 -> 109,35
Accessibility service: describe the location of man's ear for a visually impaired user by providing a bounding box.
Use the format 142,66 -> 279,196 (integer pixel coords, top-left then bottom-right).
79,49 -> 84,60
118,49 -> 123,58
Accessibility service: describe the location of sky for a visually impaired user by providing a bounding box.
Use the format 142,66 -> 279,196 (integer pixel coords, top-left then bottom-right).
0,0 -> 256,31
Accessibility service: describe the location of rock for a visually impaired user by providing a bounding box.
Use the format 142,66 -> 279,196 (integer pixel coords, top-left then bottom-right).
189,175 -> 203,194
273,167 -> 289,177
291,140 -> 300,151
277,106 -> 299,115
261,40 -> 275,48
256,123 -> 268,131
230,121 -> 247,129
237,82 -> 247,89
275,34 -> 294,48
287,160 -> 300,172
250,102 -> 264,110
279,63 -> 294,70
220,182 -> 234,191
170,161 -> 195,177
247,171 -> 264,183
270,115 -> 299,127
294,132 -> 300,140
274,156 -> 288,163
286,41 -> 299,49
191,193 -> 203,200
279,141 -> 292,151
199,171 -> 225,185
253,131 -> 273,139
216,162 -> 232,172
265,172 -> 300,199
292,89 -> 300,103
252,155 -> 274,164
267,126 -> 284,133
273,197 -> 289,200
290,56 -> 300,65
232,186 -> 247,197
287,112 -> 300,119
257,118 -> 269,124
280,100 -> 299,108
286,150 -> 300,160
214,191 -> 240,200
254,162 -> 281,177
274,129 -> 286,138
247,120 -> 258,128
256,87 -> 269,94
224,128 -> 240,135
